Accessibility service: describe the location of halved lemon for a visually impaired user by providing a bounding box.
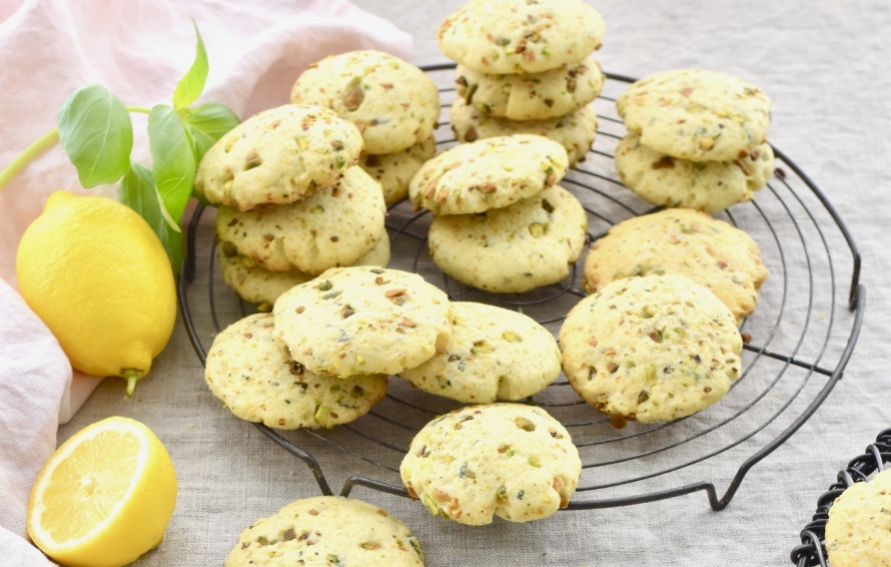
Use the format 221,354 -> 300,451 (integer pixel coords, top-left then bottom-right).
27,416 -> 177,567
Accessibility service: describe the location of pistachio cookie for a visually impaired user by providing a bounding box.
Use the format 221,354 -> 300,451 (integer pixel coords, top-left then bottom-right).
217,232 -> 391,307
455,56 -> 604,121
825,468 -> 891,567
205,314 -> 387,429
273,267 -> 452,378
449,98 -> 597,165
428,185 -> 588,293
560,274 -> 743,424
225,496 -> 424,567
359,136 -> 437,206
195,104 -> 362,211
401,403 -> 581,525
291,50 -> 440,155
615,69 -> 772,162
614,133 -> 775,212
438,0 -> 605,74
215,167 -> 386,274
409,134 -> 568,216
399,302 -> 561,403
583,209 -> 768,320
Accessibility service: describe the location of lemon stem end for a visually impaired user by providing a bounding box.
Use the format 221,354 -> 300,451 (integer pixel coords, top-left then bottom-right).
123,369 -> 143,397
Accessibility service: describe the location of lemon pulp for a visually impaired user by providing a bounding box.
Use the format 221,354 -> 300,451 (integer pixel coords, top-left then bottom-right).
27,417 -> 177,567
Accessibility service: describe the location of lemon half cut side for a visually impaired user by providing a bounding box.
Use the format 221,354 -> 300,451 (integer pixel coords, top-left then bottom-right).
27,417 -> 177,567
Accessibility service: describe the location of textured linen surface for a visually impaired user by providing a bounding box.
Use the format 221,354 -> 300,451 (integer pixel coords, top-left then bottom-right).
0,0 -> 410,564
3,1 -> 888,567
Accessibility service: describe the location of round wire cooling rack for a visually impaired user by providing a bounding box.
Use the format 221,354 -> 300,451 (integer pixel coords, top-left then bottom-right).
790,428 -> 891,567
178,65 -> 865,512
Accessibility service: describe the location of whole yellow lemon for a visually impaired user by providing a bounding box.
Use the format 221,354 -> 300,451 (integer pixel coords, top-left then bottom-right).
16,190 -> 176,394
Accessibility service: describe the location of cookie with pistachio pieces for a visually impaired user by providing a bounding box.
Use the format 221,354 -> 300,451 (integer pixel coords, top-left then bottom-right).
359,136 -> 437,206
409,134 -> 568,216
428,184 -> 587,293
273,267 -> 452,378
215,167 -> 386,275
438,0 -> 605,74
559,274 -> 743,425
291,50 -> 440,155
400,403 -> 581,525
825,468 -> 891,567
614,133 -> 775,213
217,232 -> 391,308
455,56 -> 604,121
195,104 -> 362,211
449,98 -> 597,166
205,314 -> 387,430
399,302 -> 561,403
615,69 -> 772,162
225,496 -> 425,567
583,208 -> 768,321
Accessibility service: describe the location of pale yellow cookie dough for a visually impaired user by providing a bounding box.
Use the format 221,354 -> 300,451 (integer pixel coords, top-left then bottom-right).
438,0 -> 605,74
273,267 -> 452,378
449,98 -> 597,165
455,56 -> 604,121
409,134 -> 568,216
583,209 -> 768,320
215,167 -> 386,275
195,104 -> 362,211
359,136 -> 437,206
615,69 -> 772,162
428,185 -> 588,293
291,50 -> 440,155
614,133 -> 774,212
401,403 -> 581,525
399,302 -> 561,403
205,314 -> 387,429
225,496 -> 425,567
560,274 -> 743,423
217,232 -> 391,307
825,468 -> 891,567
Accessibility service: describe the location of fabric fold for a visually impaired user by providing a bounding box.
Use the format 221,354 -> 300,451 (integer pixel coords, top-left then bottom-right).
0,0 -> 412,559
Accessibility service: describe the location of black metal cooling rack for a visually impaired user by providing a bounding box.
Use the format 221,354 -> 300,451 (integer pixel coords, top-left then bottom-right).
178,66 -> 865,512
790,428 -> 891,566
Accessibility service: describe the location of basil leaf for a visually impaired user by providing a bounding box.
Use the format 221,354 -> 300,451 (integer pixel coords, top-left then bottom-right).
172,20 -> 208,110
57,85 -> 133,188
148,104 -> 196,223
119,164 -> 184,273
182,102 -> 240,161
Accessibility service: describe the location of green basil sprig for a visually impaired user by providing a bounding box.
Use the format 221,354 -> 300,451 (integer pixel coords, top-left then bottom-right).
0,20 -> 239,273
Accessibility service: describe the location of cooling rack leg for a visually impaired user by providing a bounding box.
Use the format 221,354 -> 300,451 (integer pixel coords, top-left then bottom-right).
340,476 -> 410,499
253,424 -> 334,496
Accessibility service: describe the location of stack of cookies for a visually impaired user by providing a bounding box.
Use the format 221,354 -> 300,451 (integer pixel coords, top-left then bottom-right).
564,208 -> 769,427
290,50 -> 441,207
203,267 -> 453,431
439,0 -> 606,166
408,134 -> 588,293
195,104 -> 391,310
614,69 -> 775,212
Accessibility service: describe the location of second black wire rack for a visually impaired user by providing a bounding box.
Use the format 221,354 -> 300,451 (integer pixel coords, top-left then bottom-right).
179,66 -> 864,512
790,427 -> 891,567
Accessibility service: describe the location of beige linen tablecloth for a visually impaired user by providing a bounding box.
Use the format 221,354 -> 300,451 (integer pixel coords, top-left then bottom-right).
29,1 -> 891,566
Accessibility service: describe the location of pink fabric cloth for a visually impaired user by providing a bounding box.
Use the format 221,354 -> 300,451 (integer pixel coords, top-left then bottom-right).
0,0 -> 411,562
